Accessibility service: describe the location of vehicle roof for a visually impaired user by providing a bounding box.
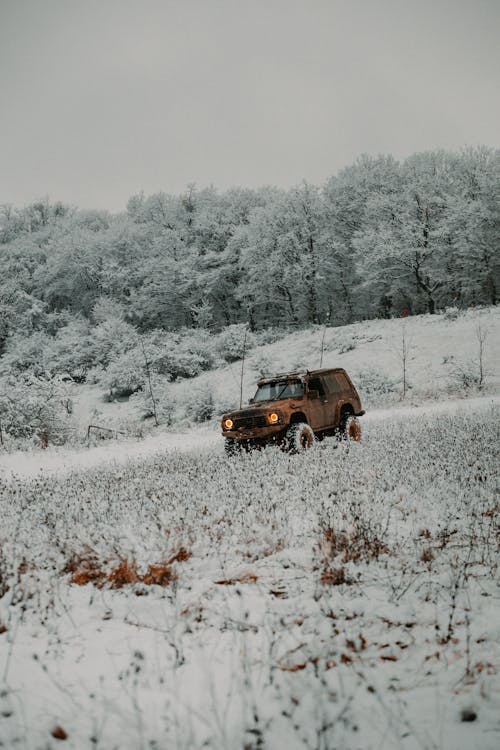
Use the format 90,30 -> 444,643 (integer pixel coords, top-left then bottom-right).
256,368 -> 346,385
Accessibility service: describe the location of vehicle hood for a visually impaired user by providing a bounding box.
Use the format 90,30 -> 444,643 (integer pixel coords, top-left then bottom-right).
222,399 -> 299,421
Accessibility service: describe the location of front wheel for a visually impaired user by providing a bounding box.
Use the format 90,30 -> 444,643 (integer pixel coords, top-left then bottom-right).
339,414 -> 362,442
286,422 -> 315,453
224,438 -> 241,456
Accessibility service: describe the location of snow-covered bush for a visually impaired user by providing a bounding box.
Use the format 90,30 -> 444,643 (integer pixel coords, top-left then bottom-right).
214,393 -> 239,416
251,354 -> 273,377
184,385 -> 215,422
93,318 -> 139,367
337,335 -> 357,354
355,368 -> 400,407
0,330 -> 57,377
130,375 -> 176,425
48,317 -> 96,380
355,368 -> 399,395
447,359 -> 482,391
91,296 -> 126,324
443,306 -> 461,320
215,324 -> 254,363
254,327 -> 285,346
103,349 -> 147,399
0,375 -> 75,445
145,329 -> 217,381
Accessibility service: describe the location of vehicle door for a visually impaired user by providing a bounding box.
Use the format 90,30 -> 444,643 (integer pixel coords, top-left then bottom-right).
322,372 -> 343,426
305,376 -> 330,430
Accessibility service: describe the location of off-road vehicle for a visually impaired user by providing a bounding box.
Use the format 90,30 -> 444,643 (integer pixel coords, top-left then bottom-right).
221,368 -> 365,454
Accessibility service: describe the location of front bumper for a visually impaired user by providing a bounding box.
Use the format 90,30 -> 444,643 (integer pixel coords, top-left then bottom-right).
222,422 -> 284,441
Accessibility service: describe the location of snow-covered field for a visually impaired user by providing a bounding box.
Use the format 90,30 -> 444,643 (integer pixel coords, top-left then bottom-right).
0,307 -> 499,749
1,400 -> 499,749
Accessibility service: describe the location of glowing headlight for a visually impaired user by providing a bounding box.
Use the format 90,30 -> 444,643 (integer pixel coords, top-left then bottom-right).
268,412 -> 279,424
223,418 -> 233,430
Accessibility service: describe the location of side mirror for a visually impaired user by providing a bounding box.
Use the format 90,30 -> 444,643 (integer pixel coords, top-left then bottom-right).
249,398 -> 254,404
308,389 -> 319,400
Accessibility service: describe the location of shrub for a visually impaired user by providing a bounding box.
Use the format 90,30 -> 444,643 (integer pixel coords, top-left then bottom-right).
146,329 -> 217,381
254,327 -> 284,346
251,354 -> 273,378
215,324 -> 254,363
0,331 -> 56,377
447,360 -> 482,391
93,319 -> 139,367
443,306 -> 461,321
102,349 -> 147,399
355,368 -> 399,395
130,375 -> 177,425
185,386 -> 215,422
337,336 -> 357,354
0,374 -> 75,445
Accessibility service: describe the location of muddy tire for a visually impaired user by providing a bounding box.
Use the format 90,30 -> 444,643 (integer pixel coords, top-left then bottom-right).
224,438 -> 241,456
339,414 -> 362,442
286,422 -> 315,453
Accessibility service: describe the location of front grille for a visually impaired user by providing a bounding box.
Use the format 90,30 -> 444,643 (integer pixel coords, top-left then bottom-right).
233,415 -> 268,430
237,410 -> 261,420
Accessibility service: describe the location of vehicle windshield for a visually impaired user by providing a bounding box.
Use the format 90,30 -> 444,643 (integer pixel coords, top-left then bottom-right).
252,380 -> 304,402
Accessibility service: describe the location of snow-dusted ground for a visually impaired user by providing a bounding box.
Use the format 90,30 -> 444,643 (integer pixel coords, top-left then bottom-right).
0,400 -> 499,750
0,393 -> 499,481
0,307 -> 499,749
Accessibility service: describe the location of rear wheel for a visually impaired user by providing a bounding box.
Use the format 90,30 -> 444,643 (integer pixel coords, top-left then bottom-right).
339,414 -> 362,442
286,422 -> 315,453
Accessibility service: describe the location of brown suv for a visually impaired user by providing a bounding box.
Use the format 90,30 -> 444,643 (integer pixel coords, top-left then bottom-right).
221,368 -> 365,454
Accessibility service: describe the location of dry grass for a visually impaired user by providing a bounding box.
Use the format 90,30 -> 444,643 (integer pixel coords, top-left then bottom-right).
215,571 -> 258,585
64,546 -> 191,588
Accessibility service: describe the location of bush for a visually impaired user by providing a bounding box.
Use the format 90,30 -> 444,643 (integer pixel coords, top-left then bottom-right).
130,375 -> 177,425
0,331 -> 56,377
443,306 -> 461,321
103,349 -> 147,399
0,374 -> 75,445
145,329 -> 217,381
93,319 -> 139,367
185,386 -> 215,422
447,359 -> 482,390
355,368 -> 399,395
215,324 -> 254,363
254,327 -> 285,346
251,354 -> 273,378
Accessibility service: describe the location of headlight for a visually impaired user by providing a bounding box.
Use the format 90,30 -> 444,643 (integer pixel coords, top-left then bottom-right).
223,418 -> 233,430
268,412 -> 279,424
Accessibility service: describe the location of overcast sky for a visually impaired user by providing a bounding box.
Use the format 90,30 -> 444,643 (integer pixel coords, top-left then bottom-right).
1,0 -> 499,212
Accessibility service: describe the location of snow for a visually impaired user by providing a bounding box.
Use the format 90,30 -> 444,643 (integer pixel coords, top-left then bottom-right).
0,307 -> 499,749
1,394 -> 499,480
2,305 -> 499,479
0,423 -> 217,479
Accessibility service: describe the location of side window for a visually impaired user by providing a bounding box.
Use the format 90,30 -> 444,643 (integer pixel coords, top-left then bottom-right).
323,373 -> 341,394
308,377 -> 325,397
335,373 -> 350,391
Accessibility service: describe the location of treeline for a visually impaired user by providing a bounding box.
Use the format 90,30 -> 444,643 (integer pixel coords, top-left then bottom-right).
1,147 -> 499,366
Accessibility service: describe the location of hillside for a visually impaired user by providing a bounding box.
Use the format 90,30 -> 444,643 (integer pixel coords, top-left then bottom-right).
71,304 -> 500,430
1,305 -> 498,477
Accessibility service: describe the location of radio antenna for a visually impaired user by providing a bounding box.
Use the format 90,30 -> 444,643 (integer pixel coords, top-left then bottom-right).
239,327 -> 248,408
319,312 -> 330,368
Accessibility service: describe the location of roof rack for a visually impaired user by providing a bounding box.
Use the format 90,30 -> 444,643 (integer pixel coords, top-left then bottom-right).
256,369 -> 308,383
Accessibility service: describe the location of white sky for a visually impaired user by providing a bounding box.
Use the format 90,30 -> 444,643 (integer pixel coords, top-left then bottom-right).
1,0 -> 499,212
